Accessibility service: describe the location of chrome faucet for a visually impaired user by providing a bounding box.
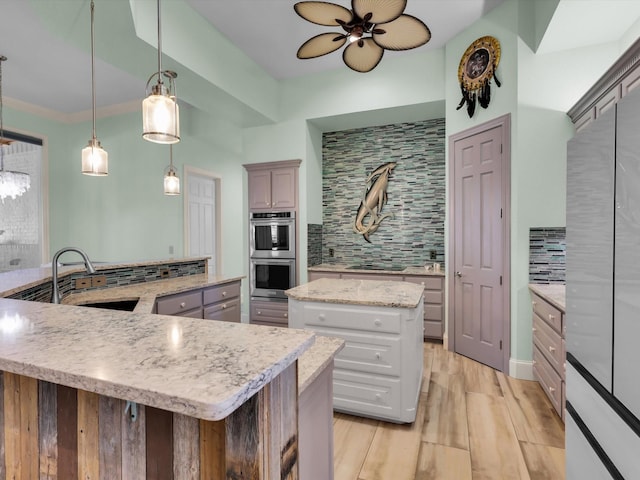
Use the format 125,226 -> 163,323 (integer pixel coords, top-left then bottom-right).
51,247 -> 96,304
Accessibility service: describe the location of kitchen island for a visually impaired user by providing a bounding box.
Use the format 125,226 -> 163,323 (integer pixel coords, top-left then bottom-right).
287,278 -> 424,423
0,297 -> 314,479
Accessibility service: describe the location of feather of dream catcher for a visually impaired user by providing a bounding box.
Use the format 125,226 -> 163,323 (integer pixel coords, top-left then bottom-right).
456,36 -> 501,118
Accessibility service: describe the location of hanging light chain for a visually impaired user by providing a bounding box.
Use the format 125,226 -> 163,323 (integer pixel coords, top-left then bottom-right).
90,0 -> 97,141
0,55 -> 6,172
157,0 -> 163,85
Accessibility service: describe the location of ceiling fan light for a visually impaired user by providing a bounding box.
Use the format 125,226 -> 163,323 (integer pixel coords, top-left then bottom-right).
81,139 -> 108,176
352,0 -> 406,24
373,14 -> 431,51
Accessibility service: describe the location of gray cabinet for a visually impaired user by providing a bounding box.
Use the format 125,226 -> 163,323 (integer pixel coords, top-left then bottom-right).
250,298 -> 289,327
244,160 -> 300,211
155,280 -> 241,323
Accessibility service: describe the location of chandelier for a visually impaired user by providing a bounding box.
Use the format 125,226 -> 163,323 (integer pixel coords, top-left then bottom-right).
0,55 -> 30,203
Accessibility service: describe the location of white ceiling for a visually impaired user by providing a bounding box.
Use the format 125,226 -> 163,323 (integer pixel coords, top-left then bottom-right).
0,0 -> 639,117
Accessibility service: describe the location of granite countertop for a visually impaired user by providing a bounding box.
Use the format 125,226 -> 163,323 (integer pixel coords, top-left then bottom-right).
0,297 -> 314,421
308,263 -> 445,277
62,273 -> 245,313
286,277 -> 425,308
528,283 -> 566,312
297,336 -> 345,393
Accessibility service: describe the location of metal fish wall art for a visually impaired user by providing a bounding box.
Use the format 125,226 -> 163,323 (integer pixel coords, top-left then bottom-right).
353,162 -> 396,243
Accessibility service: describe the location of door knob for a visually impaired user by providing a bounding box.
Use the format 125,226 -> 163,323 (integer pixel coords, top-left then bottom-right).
455,271 -> 462,277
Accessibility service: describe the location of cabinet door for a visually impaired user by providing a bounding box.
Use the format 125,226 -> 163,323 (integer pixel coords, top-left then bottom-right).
248,170 -> 272,209
614,87 -> 640,418
270,167 -> 296,209
566,105 -> 615,391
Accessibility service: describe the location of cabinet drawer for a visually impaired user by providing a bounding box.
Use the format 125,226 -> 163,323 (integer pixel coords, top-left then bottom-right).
309,328 -> 401,376
333,369 -> 401,420
156,291 -> 202,315
340,273 -> 398,282
308,271 -> 341,281
533,345 -> 563,416
424,320 -> 442,339
203,282 -> 240,305
251,300 -> 288,327
532,312 -> 564,376
423,290 -> 443,304
302,303 -> 401,334
176,307 -> 203,319
403,275 -> 443,290
204,298 -> 240,323
531,293 -> 563,333
424,304 -> 443,322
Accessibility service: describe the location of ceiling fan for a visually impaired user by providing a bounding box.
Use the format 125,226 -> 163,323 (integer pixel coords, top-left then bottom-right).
294,0 -> 431,73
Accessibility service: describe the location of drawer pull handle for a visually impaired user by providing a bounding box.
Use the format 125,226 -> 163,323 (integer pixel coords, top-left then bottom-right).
532,301 -> 537,307
318,314 -> 326,321
548,314 -> 555,321
257,310 -> 262,315
375,352 -> 381,360
180,302 -> 186,308
532,327 -> 537,333
374,319 -> 382,326
222,291 -> 227,297
222,304 -> 227,309
284,313 -> 288,318
375,394 -> 382,402
549,387 -> 556,394
421,281 -> 425,285
548,346 -> 556,353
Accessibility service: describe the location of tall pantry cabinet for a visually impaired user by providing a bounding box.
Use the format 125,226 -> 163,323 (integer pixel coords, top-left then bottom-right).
565,40 -> 640,479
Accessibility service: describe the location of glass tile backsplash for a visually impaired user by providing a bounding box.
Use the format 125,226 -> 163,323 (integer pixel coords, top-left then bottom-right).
529,227 -> 566,284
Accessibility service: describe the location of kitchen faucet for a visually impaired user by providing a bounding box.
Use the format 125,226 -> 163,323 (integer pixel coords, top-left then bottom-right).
51,247 -> 96,304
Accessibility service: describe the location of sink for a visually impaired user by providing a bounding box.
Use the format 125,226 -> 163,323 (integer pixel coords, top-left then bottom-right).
79,300 -> 139,311
346,264 -> 406,272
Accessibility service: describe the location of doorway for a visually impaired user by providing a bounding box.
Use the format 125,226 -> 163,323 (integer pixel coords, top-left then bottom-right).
448,114 -> 511,372
184,166 -> 221,275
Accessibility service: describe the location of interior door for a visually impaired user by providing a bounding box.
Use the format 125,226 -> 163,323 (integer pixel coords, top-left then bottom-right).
187,173 -> 217,273
452,120 -> 507,371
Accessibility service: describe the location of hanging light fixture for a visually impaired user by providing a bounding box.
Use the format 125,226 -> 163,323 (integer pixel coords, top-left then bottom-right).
163,145 -> 180,195
142,0 -> 180,144
0,55 -> 31,203
81,0 -> 108,176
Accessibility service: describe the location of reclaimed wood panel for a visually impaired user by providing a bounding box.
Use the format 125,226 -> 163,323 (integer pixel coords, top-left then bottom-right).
278,363 -> 298,480
146,406 -> 173,480
225,393 -> 261,478
39,381 -> 58,479
173,414 -> 199,480
263,372 -> 281,480
122,403 -> 146,478
3,372 -> 21,479
0,372 -> 5,480
58,384 -> 79,480
199,419 -> 225,480
78,390 -> 100,480
99,395 -> 123,480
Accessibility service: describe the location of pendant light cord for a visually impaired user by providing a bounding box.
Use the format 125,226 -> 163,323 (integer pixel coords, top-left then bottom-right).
0,55 -> 6,172
90,0 -> 97,141
157,0 -> 163,85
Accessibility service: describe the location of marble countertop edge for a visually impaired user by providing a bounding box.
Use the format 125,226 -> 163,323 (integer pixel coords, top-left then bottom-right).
528,283 -> 566,312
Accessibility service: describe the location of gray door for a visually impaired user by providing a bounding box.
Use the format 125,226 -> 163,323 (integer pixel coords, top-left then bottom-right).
452,122 -> 506,370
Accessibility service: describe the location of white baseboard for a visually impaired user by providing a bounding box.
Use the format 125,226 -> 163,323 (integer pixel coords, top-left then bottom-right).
509,358 -> 534,380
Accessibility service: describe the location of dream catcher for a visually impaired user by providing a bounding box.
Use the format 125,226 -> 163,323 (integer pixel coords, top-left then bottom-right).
456,36 -> 501,118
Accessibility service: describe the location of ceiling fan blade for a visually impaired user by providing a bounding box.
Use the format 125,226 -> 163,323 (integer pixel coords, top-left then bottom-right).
297,32 -> 348,59
352,0 -> 406,24
343,38 -> 384,72
373,14 -> 431,50
294,2 -> 353,26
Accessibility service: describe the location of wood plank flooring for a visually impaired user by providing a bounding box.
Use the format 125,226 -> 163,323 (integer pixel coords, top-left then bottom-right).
333,341 -> 565,480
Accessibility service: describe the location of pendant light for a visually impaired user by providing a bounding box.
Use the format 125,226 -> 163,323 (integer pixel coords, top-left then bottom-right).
81,0 -> 108,176
142,0 -> 180,144
0,55 -> 31,202
163,145 -> 180,195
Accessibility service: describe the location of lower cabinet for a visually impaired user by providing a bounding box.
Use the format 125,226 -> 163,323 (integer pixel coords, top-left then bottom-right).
530,290 -> 565,420
155,280 -> 241,323
250,298 -> 289,327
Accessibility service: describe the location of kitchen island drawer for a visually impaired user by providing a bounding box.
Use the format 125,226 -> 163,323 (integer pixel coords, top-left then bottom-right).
203,281 -> 240,305
533,345 -> 563,416
204,297 -> 240,323
333,369 -> 402,421
300,303 -> 402,334
533,312 -> 564,373
531,292 -> 563,333
156,291 -> 202,315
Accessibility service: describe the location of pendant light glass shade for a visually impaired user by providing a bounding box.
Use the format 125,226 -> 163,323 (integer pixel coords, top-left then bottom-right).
0,56 -> 31,202
83,0 -> 108,176
163,145 -> 180,195
143,0 -> 180,144
81,139 -> 108,176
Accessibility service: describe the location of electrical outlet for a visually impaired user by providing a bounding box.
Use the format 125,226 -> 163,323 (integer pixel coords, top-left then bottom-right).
75,277 -> 91,289
329,248 -> 334,257
169,245 -> 174,254
91,275 -> 107,287
429,250 -> 437,260
160,269 -> 171,278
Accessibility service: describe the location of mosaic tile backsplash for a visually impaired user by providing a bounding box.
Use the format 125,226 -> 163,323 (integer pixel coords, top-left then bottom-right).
307,224 -> 323,267
321,119 -> 445,268
529,228 -> 566,284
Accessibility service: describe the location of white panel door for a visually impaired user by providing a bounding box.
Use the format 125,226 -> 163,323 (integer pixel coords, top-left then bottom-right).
188,174 -> 216,272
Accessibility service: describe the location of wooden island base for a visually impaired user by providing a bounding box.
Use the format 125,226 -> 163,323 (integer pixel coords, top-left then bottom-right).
0,363 -> 298,480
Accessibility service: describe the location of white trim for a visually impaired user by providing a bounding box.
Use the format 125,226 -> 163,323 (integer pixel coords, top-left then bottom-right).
509,358 -> 534,380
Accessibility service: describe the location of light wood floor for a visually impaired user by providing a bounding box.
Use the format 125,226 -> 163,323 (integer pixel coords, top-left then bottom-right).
333,341 -> 565,480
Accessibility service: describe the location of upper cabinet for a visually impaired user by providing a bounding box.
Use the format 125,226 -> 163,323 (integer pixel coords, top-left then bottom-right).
568,37 -> 640,132
244,160 -> 301,211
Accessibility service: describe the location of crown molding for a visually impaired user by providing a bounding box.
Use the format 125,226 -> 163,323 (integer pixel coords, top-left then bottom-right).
4,97 -> 141,124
